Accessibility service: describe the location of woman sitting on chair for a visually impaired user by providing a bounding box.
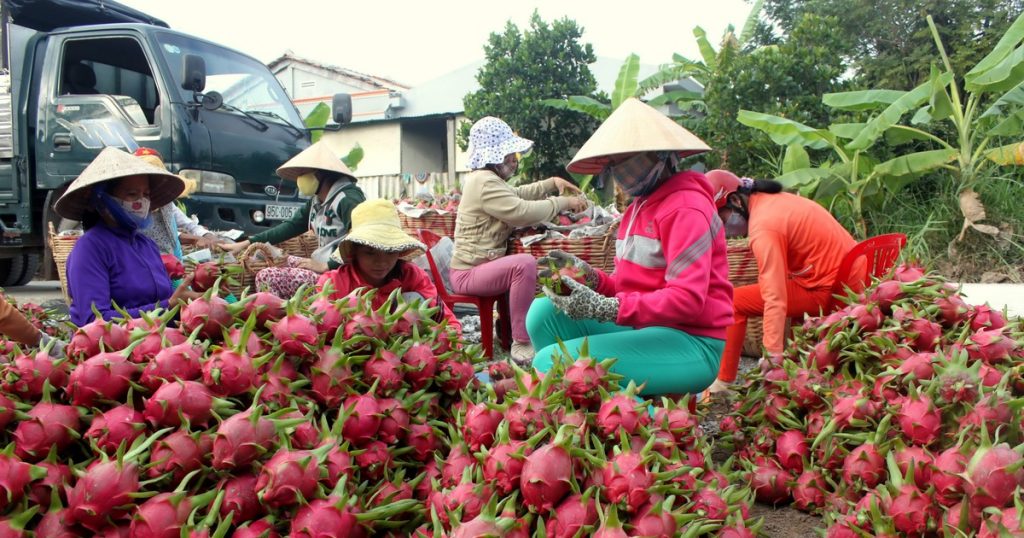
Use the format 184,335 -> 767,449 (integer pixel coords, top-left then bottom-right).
705,169 -> 863,393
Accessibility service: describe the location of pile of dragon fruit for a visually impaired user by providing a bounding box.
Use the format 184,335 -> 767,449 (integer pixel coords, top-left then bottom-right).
0,281 -> 757,537
720,265 -> 1024,537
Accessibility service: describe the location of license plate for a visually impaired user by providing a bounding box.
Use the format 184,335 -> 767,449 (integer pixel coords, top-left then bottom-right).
265,204 -> 300,220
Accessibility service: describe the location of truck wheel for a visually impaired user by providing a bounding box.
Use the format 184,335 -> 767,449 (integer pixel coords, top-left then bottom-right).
11,253 -> 41,286
0,258 -> 11,286
0,254 -> 25,287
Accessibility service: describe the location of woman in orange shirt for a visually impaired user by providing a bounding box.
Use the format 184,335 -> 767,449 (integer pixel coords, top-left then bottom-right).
706,169 -> 860,392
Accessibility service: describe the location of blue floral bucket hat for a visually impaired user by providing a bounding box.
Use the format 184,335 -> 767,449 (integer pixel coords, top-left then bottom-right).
467,117 -> 534,170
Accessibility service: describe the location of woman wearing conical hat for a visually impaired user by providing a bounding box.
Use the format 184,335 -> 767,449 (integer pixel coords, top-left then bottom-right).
527,98 -> 734,396
317,199 -> 460,332
219,140 -> 366,298
56,147 -> 201,326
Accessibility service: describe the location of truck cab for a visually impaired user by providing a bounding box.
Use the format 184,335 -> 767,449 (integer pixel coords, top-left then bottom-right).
0,0 -> 347,286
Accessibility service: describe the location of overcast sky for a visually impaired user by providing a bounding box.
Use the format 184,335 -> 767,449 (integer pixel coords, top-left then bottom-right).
118,0 -> 754,87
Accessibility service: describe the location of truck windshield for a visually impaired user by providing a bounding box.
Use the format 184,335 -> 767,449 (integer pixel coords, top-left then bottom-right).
155,31 -> 303,129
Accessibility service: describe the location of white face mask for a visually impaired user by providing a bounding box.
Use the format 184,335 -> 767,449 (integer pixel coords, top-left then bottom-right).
116,196 -> 151,220
297,172 -> 320,196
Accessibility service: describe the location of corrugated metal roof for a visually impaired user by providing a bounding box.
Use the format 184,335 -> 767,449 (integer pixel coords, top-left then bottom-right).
389,56 -> 700,122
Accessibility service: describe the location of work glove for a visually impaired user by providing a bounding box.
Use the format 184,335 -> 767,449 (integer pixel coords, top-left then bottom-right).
538,250 -> 598,289
39,332 -> 67,359
543,276 -> 619,323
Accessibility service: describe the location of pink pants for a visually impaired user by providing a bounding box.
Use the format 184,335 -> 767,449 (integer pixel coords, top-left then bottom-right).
254,256 -> 319,299
450,254 -> 537,343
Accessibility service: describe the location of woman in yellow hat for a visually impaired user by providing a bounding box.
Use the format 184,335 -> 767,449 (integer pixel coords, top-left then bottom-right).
317,199 -> 460,331
219,141 -> 366,298
528,98 -> 734,396
57,147 -> 201,326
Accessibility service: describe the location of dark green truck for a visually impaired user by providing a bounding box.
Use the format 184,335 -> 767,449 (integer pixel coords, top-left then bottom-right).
0,0 -> 349,285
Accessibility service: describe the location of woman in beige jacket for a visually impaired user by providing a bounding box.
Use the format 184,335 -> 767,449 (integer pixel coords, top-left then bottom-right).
450,117 -> 586,364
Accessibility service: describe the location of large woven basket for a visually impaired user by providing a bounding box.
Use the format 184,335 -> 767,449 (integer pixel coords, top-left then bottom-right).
277,231 -> 319,258
726,237 -> 764,357
185,243 -> 286,297
508,221 -> 619,274
398,212 -> 457,239
48,223 -> 81,304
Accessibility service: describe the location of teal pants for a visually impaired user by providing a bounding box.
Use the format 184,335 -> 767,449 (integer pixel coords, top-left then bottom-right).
526,298 -> 723,396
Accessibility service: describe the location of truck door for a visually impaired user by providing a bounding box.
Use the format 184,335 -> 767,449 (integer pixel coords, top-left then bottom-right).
37,33 -> 169,191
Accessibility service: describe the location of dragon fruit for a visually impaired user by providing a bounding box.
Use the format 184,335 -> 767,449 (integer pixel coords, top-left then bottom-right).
270,310 -> 318,358
3,349 -> 70,398
144,380 -> 216,428
363,348 -> 404,394
402,342 -> 438,390
308,348 -> 353,408
67,352 -> 138,406
520,435 -> 573,513
202,349 -> 257,396
775,430 -> 809,473
965,442 -> 1024,510
256,448 -> 322,508
791,470 -> 827,512
84,405 -> 147,454
842,443 -> 886,488
896,392 -> 942,446
596,394 -> 647,437
562,353 -> 609,409
66,458 -> 140,531
140,342 -> 204,391
66,319 -> 130,359
340,393 -> 382,447
546,492 -> 599,538
889,484 -> 940,536
239,291 -> 285,326
12,402 -> 80,460
211,410 -> 276,470
180,296 -> 232,340
147,430 -> 207,481
220,474 -> 263,523
602,449 -> 652,513
289,497 -> 363,538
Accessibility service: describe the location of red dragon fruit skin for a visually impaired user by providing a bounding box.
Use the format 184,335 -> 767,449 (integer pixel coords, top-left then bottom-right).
12,402 -> 81,460
520,442 -> 573,513
128,492 -> 191,538
269,312 -> 319,358
240,291 -> 286,326
340,394 -> 382,447
463,402 -> 503,451
483,441 -> 527,495
562,358 -> 608,409
220,474 -> 263,523
308,348 -> 353,408
965,442 -> 1024,511
842,443 -> 886,488
255,449 -> 321,509
896,393 -> 942,446
546,493 -> 598,538
84,405 -> 147,454
211,411 -> 275,470
146,430 -> 205,481
202,349 -> 257,396
289,497 -> 364,538
602,450 -> 653,514
402,342 -> 438,391
66,458 -> 140,531
890,484 -> 941,536
143,380 -> 215,428
67,352 -> 138,407
140,342 -> 203,391
233,518 -> 281,538
596,394 -> 647,437
180,295 -> 232,340
66,319 -> 130,359
0,453 -> 36,511
4,349 -> 70,398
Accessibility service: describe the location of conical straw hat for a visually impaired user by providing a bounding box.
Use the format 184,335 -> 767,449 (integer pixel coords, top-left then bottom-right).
567,97 -> 710,175
336,199 -> 425,261
55,146 -> 185,220
276,140 -> 355,181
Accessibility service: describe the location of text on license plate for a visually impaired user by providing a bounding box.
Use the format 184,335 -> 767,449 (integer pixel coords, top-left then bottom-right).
265,204 -> 299,220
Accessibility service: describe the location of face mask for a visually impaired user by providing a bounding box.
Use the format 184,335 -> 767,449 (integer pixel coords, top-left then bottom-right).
599,152 -> 669,197
297,172 -> 319,196
115,196 -> 150,220
723,210 -> 748,238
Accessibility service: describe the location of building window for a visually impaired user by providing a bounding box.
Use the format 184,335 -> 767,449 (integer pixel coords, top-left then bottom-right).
300,81 -> 316,88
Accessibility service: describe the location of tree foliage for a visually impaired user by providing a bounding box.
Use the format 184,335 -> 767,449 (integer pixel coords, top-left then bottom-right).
697,14 -> 848,178
759,0 -> 1024,90
461,11 -> 601,180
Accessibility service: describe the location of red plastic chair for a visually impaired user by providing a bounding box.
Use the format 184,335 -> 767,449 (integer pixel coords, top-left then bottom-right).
417,230 -> 512,359
826,233 -> 907,312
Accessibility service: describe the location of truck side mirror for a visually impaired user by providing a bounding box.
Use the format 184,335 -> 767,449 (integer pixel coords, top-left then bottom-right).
332,93 -> 352,125
182,54 -> 206,93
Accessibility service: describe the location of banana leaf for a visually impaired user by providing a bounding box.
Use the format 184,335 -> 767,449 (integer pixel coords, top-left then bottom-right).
912,65 -> 954,124
987,108 -> 1024,136
962,44 -> 1024,94
738,0 -> 764,46
638,66 -> 702,96
845,76 -> 947,151
612,54 -> 640,109
829,123 -> 866,140
873,149 -> 958,177
540,96 -> 611,121
694,27 -> 718,72
980,78 -> 1024,118
822,89 -> 907,111
303,102 -> 331,144
341,144 -> 364,171
647,90 -> 704,108
966,11 -> 1024,90
774,167 -> 831,190
737,110 -> 833,150
984,142 -> 1024,165
782,144 -> 810,174
884,126 -> 935,146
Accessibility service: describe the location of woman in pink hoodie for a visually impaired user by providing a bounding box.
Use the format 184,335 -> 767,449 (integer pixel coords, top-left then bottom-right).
526,98 -> 734,396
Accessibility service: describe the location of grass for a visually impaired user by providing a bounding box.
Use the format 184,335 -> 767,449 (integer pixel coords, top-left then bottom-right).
865,170 -> 1024,281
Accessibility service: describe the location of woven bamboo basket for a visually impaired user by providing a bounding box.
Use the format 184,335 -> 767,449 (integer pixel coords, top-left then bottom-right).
508,221 -> 619,274
277,231 -> 319,258
398,212 -> 457,239
185,243 -> 286,297
48,223 -> 81,304
726,237 -> 764,357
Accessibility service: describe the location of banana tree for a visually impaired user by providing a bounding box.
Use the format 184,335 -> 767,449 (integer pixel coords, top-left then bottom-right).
740,10 -> 1024,241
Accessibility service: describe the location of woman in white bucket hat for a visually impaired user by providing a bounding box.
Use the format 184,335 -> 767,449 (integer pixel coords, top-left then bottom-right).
526,98 -> 734,396
450,116 -> 587,364
57,147 -> 201,326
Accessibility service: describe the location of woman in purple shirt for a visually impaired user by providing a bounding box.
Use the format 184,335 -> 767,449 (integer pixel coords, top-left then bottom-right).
56,147 -> 200,326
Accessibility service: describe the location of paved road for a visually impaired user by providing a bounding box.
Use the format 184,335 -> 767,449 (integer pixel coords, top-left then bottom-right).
5,279 -> 1021,318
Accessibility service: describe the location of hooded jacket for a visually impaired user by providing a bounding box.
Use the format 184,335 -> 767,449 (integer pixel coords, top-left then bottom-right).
595,171 -> 733,339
